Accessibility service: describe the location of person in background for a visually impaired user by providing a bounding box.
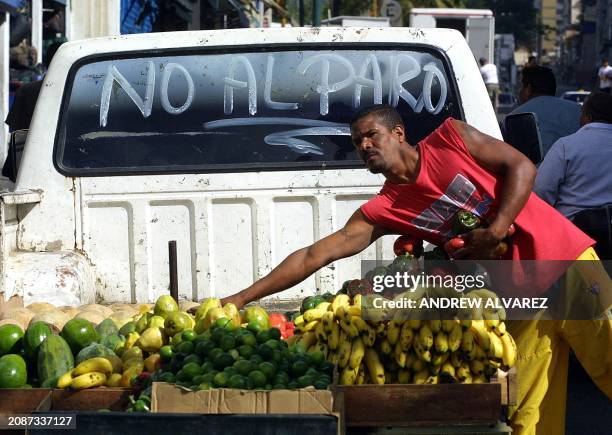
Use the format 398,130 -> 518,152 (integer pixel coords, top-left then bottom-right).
508,66 -> 581,158
534,92 -> 612,219
524,55 -> 537,69
479,57 -> 499,112
598,59 -> 612,94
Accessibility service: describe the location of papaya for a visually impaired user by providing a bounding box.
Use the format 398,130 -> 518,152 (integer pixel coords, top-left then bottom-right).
75,343 -> 115,365
0,324 -> 24,356
0,354 -> 27,388
101,333 -> 125,354
37,335 -> 74,387
242,307 -> 270,330
223,303 -> 241,328
153,295 -> 178,319
118,321 -> 136,337
23,322 -> 53,361
96,318 -> 118,338
60,318 -> 99,354
195,298 -> 222,321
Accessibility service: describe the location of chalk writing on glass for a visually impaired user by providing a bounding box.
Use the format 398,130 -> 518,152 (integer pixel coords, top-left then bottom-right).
100,61 -> 155,127
353,54 -> 383,109
160,62 -> 195,115
224,56 -> 257,115
264,55 -> 299,110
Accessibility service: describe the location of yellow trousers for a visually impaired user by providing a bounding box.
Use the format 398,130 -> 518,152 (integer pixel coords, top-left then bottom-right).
507,248 -> 612,435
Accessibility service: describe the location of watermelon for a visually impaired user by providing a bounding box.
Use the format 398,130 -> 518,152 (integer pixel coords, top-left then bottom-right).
37,335 -> 74,387
75,342 -> 115,365
0,324 -> 24,356
60,318 -> 99,354
23,322 -> 53,361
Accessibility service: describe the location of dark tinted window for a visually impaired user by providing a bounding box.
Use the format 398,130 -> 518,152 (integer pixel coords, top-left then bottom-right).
56,48 -> 461,175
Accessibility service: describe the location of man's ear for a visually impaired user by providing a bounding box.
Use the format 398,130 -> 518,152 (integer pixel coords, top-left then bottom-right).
392,124 -> 406,142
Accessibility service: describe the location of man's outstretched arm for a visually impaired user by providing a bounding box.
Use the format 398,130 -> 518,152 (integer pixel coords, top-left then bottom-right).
221,209 -> 387,308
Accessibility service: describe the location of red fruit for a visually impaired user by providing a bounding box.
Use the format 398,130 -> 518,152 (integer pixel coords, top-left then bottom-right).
444,238 -> 465,253
269,313 -> 287,330
393,236 -> 424,257
284,322 -> 295,331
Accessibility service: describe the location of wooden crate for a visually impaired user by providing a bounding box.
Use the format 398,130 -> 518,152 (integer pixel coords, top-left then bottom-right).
339,369 -> 516,427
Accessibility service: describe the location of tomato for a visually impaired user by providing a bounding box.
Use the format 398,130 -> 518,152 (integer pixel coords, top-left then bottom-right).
444,238 -> 465,253
393,236 -> 424,257
269,313 -> 287,331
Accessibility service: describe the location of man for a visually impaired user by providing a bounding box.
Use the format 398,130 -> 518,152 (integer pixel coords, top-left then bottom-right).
509,66 -> 581,158
524,56 -> 537,69
534,92 -> 612,219
222,105 -> 611,434
598,59 -> 612,94
479,57 -> 499,111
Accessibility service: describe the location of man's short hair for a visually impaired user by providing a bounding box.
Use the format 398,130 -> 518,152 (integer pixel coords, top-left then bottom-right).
583,92 -> 612,124
479,57 -> 487,66
350,104 -> 405,131
521,66 -> 556,96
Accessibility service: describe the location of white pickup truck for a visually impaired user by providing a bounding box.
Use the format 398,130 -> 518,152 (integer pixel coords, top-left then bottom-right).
1,27 -> 503,307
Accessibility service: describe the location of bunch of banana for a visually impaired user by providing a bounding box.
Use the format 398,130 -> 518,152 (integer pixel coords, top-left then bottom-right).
56,357 -> 112,390
293,287 -> 517,386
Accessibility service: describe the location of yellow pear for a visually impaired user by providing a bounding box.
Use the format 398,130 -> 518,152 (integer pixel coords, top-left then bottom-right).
195,298 -> 222,321
223,303 -> 241,328
137,327 -> 163,353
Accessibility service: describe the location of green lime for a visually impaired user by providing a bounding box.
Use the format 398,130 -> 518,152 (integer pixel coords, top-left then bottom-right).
256,330 -> 271,344
182,362 -> 204,380
176,369 -> 189,382
228,374 -> 247,389
201,361 -> 214,373
220,335 -> 236,352
247,322 -> 264,334
212,372 -> 228,388
238,344 -> 254,359
314,380 -> 328,390
307,350 -> 324,366
239,333 -> 257,347
213,318 -> 234,330
270,349 -> 282,364
192,375 -> 206,385
291,360 -> 308,377
181,330 -> 197,342
211,328 -> 226,344
287,381 -> 298,389
305,367 -> 319,378
273,372 -> 290,385
234,360 -> 253,376
317,374 -> 332,384
267,327 -> 281,341
244,377 -> 254,390
319,361 -> 334,375
257,343 -> 273,360
297,375 -> 315,388
272,383 -> 286,390
195,340 -> 215,358
264,339 -> 280,351
208,348 -> 224,362
263,384 -> 272,390
159,372 -> 175,383
258,361 -> 277,380
159,345 -> 174,361
177,341 -> 194,355
248,370 -> 267,388
197,382 -> 212,390
200,373 -> 215,384
228,349 -> 240,360
249,354 -> 263,365
213,353 -> 234,370
223,367 -> 237,377
183,354 -> 202,366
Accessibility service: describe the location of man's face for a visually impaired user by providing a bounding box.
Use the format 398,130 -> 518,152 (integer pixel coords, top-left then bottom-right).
519,82 -> 532,104
350,115 -> 403,174
604,61 -> 609,67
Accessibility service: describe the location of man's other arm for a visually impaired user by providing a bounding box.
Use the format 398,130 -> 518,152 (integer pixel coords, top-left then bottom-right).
451,120 -> 537,257
221,209 -> 387,308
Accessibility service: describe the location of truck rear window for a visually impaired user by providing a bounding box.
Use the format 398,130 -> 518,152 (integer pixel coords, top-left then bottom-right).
55,46 -> 461,176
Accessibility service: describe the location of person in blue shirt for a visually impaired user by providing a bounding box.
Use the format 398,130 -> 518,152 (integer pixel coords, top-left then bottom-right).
534,92 -> 612,219
509,66 -> 582,158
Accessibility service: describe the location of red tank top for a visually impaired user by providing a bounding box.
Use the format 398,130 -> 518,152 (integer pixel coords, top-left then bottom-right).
361,117 -> 594,261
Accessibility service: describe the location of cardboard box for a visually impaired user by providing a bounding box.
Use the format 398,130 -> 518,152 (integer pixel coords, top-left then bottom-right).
151,383 -> 344,434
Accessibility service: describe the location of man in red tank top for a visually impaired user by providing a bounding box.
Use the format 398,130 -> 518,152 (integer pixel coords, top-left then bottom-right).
222,105 -> 611,435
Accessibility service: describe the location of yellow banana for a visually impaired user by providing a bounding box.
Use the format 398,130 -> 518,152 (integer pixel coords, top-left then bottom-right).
494,321 -> 507,336
399,321 -> 414,351
339,365 -> 360,385
73,357 -> 113,376
300,320 -> 319,333
304,307 -> 327,323
456,362 -> 471,382
470,359 -> 485,375
348,305 -> 362,317
500,332 -> 517,368
338,332 -> 352,368
450,351 -> 462,368
418,323 -> 434,349
394,342 -> 407,368
434,331 -> 449,354
386,320 -> 401,345
379,338 -> 393,355
488,330 -> 504,359
315,301 -> 331,311
460,318 -> 472,330
441,319 -> 456,333
474,344 -> 487,360
364,348 -> 385,384
106,373 -> 122,387
327,351 -> 339,365
413,369 -> 429,384
429,319 -> 442,334
461,329 -> 475,353
371,322 -> 386,338
448,322 -> 462,352
440,362 -> 457,382
57,370 -> 74,389
349,337 -> 365,369
473,374 -> 487,383
70,372 -> 107,390
431,352 -> 448,367
412,358 -> 425,373
332,294 -> 350,318
408,319 -> 422,330
483,310 -> 500,330
414,340 -> 432,363
327,320 -> 340,350
339,316 -> 359,338
297,331 -> 318,350
352,293 -> 362,307
315,321 -> 327,342
405,351 -> 416,370
321,311 -> 335,333
294,315 -> 305,329
469,320 -> 491,352
397,369 -> 411,384
355,363 -> 366,385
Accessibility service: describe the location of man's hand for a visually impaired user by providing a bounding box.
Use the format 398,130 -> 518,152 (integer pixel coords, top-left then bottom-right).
220,294 -> 246,310
451,228 -> 508,259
